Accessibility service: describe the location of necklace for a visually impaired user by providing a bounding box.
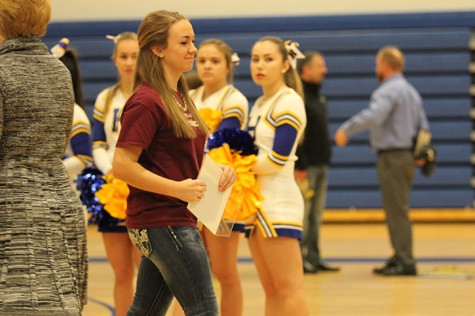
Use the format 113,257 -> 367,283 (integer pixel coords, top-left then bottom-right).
174,90 -> 198,127
174,91 -> 187,112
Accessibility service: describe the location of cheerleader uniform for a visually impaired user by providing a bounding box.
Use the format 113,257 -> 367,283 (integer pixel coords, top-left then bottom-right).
190,84 -> 249,230
246,87 -> 307,239
190,84 -> 248,130
63,103 -> 92,191
92,88 -> 128,232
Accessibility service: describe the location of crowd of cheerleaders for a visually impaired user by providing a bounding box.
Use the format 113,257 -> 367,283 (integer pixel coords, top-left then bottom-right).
75,40 -> 306,228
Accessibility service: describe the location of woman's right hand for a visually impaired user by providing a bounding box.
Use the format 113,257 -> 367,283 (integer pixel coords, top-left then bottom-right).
176,179 -> 207,203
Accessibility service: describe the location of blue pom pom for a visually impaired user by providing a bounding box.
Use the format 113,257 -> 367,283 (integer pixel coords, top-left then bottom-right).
76,167 -> 106,224
207,128 -> 258,156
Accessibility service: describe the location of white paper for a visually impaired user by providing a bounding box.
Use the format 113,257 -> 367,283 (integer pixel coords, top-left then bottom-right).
188,155 -> 233,236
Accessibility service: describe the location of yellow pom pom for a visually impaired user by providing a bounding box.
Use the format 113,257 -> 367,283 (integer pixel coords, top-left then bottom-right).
95,174 -> 129,220
198,108 -> 222,133
208,144 -> 263,222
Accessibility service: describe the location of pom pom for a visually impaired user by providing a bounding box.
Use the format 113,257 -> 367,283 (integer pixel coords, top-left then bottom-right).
206,129 -> 261,222
207,128 -> 258,156
76,167 -> 106,224
198,108 -> 222,133
208,144 -> 262,222
95,174 -> 129,220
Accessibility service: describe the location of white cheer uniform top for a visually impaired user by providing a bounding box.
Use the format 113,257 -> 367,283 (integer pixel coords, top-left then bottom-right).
92,88 -> 127,174
247,87 -> 307,238
190,84 -> 249,129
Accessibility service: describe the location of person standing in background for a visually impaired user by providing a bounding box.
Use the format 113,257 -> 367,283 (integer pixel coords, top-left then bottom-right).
0,0 -> 88,314
295,51 -> 340,274
92,32 -> 141,316
246,37 -> 309,316
335,46 -> 429,276
190,38 -> 249,316
112,10 -> 235,315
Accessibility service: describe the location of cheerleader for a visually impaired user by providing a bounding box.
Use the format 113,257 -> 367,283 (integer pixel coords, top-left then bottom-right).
92,32 -> 141,316
190,39 -> 248,316
56,46 -> 93,194
246,37 -> 309,316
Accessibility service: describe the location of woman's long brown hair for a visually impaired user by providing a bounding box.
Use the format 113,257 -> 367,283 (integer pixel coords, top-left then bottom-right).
135,10 -> 208,138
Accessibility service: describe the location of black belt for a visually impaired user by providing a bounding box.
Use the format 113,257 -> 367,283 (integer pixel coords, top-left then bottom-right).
377,148 -> 412,155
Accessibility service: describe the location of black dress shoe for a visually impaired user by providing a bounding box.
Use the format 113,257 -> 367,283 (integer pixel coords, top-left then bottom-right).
373,255 -> 399,274
316,262 -> 340,272
303,261 -> 318,274
373,262 -> 417,276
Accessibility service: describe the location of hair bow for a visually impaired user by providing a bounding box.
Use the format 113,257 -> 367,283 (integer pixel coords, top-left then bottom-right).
50,38 -> 70,58
285,40 -> 305,69
105,34 -> 118,43
231,52 -> 240,66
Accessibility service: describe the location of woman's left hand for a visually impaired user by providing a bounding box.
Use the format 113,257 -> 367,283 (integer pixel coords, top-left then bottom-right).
218,165 -> 236,192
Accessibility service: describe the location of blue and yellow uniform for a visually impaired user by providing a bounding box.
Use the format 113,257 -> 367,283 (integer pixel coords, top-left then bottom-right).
246,87 -> 307,238
92,87 -> 128,231
63,103 -> 92,191
190,84 -> 248,131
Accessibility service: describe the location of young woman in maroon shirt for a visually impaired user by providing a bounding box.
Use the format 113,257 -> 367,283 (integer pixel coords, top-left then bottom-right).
112,10 -> 235,316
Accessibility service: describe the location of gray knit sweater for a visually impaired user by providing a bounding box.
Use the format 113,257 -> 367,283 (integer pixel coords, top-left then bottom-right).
0,36 -> 88,315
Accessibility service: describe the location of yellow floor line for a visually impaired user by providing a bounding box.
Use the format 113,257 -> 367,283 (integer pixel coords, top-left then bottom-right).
322,208 -> 475,223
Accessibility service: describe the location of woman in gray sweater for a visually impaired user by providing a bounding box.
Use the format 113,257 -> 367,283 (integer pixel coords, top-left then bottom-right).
0,0 -> 88,314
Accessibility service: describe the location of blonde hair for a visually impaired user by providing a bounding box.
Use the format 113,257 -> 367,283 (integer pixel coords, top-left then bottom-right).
253,36 -> 303,98
135,10 -> 208,138
378,46 -> 405,72
0,0 -> 51,39
104,32 -> 138,116
197,38 -> 234,83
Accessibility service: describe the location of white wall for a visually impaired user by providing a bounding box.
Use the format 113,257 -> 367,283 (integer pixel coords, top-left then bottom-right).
50,0 -> 475,22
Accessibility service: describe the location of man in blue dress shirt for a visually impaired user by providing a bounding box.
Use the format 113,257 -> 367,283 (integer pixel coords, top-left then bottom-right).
335,46 -> 429,276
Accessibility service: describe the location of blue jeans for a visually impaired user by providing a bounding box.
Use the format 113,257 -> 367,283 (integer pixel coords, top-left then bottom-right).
300,165 -> 328,265
127,226 -> 218,316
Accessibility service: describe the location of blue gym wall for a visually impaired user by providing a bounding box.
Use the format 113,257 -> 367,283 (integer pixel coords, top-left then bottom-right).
44,11 -> 475,209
